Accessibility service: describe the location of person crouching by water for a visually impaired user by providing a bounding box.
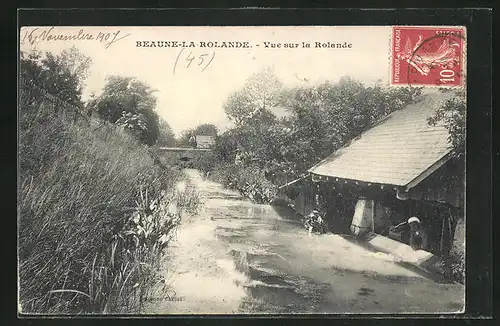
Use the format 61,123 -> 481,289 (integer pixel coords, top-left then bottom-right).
304,209 -> 328,235
392,217 -> 429,251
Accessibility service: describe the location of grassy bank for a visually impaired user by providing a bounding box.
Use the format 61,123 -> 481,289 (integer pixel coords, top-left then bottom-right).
18,105 -> 199,314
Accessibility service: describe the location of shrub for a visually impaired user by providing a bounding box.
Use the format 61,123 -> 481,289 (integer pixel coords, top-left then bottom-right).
18,103 -> 198,313
449,247 -> 465,284
192,151 -> 220,175
435,247 -> 465,284
209,163 -> 278,204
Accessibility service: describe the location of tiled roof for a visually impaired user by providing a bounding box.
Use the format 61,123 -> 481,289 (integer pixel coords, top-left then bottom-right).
308,91 -> 454,187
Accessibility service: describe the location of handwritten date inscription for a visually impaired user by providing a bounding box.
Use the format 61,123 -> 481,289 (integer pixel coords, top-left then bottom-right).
22,27 -> 130,49
173,48 -> 215,75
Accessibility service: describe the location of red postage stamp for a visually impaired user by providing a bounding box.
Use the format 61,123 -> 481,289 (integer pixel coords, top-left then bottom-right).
391,26 -> 466,86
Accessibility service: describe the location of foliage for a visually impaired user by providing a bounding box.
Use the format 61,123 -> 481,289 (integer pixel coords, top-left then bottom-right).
428,88 -> 466,157
449,246 -> 465,284
18,48 -> 199,313
213,74 -> 423,187
208,128 -> 245,163
436,246 -> 465,284
223,67 -> 283,125
20,47 -> 92,109
176,123 -> 218,147
192,150 -> 220,174
156,119 -> 176,147
193,123 -> 218,136
18,102 -> 200,313
115,111 -> 148,138
88,76 -> 160,145
210,163 -> 278,204
204,72 -> 423,204
176,128 -> 195,147
278,77 -> 423,175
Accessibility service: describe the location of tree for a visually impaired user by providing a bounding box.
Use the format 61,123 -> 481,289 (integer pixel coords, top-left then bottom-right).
20,47 -> 92,109
56,46 -> 92,94
175,123 -> 219,148
115,111 -> 148,140
175,128 -> 195,147
89,76 -> 160,145
428,88 -> 466,157
216,75 -> 423,182
193,123 -> 218,137
156,119 -> 176,147
279,77 -> 423,172
223,67 -> 283,125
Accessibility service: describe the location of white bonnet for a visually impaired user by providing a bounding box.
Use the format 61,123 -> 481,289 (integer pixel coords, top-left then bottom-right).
407,217 -> 421,224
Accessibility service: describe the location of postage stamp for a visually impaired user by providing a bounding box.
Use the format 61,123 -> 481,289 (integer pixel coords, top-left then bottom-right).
391,26 -> 466,86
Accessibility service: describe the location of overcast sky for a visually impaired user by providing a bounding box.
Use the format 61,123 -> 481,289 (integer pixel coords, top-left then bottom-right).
20,26 -> 392,135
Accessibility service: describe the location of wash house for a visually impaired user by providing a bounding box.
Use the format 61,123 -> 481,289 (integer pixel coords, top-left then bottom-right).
285,91 -> 465,258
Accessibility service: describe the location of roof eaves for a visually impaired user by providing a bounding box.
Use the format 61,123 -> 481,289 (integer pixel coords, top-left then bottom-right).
278,175 -> 308,189
404,150 -> 453,190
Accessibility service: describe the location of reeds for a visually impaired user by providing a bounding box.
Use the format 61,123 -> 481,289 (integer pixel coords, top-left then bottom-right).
18,98 -> 199,314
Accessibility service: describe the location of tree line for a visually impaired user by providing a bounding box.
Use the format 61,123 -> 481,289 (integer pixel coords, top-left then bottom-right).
188,67 -> 465,193
20,47 -> 177,147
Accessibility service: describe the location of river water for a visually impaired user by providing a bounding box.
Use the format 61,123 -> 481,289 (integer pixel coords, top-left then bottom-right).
142,169 -> 464,314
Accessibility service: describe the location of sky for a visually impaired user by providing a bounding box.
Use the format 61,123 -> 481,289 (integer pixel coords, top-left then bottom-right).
20,26 -> 392,135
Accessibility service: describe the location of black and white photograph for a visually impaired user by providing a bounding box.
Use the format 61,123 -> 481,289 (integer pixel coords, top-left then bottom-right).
18,25 -> 467,315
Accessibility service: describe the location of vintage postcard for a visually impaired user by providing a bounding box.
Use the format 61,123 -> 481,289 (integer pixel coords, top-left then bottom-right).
18,25 -> 466,315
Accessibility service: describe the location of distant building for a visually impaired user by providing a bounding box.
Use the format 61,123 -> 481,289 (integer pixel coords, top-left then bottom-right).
195,135 -> 215,149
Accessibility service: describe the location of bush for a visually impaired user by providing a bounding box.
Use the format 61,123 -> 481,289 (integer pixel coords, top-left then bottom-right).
209,163 -> 278,204
192,151 -> 220,175
18,104 -> 198,314
449,247 -> 465,284
435,247 -> 465,284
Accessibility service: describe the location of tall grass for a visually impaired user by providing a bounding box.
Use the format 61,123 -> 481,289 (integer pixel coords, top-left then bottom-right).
18,96 -> 198,313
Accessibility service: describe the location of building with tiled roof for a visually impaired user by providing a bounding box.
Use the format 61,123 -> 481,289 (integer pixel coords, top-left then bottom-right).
309,91 -> 453,188
296,90 -> 465,257
308,90 -> 464,207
